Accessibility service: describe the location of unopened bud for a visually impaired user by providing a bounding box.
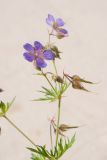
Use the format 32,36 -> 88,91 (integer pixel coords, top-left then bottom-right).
52,75 -> 64,83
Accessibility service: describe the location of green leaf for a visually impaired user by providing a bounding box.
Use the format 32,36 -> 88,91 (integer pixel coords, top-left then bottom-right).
31,153 -> 46,160
6,97 -> 16,111
0,101 -> 6,116
52,134 -> 76,159
28,135 -> 75,160
59,81 -> 70,96
0,98 -> 15,117
27,146 -> 51,159
33,86 -> 59,102
33,80 -> 70,103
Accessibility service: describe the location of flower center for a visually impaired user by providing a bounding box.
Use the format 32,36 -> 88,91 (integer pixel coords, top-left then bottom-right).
29,49 -> 44,60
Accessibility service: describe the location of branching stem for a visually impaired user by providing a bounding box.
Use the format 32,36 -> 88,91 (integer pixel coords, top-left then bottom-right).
41,70 -> 57,94
3,115 -> 37,148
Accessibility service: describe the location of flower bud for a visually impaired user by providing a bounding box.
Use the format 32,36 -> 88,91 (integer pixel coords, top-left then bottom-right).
51,45 -> 61,59
52,75 -> 64,83
59,124 -> 79,132
64,73 -> 94,92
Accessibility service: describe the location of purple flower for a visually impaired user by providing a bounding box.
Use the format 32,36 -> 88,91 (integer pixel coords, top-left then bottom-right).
23,41 -> 55,68
46,14 -> 68,38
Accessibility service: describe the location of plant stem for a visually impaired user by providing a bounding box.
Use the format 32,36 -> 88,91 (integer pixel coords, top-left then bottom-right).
55,97 -> 61,149
50,124 -> 53,151
48,33 -> 51,47
3,115 -> 37,148
48,29 -> 53,48
41,70 -> 57,94
53,60 -> 58,75
53,60 -> 62,93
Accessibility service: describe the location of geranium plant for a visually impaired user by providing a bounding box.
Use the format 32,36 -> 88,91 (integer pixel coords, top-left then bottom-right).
0,14 -> 94,160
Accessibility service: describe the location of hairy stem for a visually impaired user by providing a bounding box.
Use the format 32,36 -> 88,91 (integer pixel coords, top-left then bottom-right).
3,115 -> 37,148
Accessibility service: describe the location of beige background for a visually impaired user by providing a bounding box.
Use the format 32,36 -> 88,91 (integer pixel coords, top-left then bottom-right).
0,0 -> 107,160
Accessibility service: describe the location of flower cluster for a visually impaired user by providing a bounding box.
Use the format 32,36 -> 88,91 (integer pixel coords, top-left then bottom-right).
23,14 -> 68,69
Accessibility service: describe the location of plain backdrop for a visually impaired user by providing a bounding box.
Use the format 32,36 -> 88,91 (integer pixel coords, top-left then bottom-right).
0,0 -> 107,160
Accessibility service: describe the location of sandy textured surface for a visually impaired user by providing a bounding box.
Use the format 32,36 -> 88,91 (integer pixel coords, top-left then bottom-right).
0,0 -> 107,160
